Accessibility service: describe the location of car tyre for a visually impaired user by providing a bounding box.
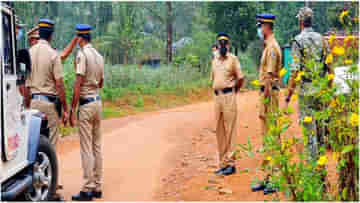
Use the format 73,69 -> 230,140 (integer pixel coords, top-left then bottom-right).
25,135 -> 58,201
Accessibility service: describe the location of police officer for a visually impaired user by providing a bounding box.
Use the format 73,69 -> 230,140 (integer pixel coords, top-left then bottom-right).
285,7 -> 330,160
211,32 -> 244,176
26,26 -> 40,47
251,13 -> 282,195
25,19 -> 68,200
70,24 -> 104,201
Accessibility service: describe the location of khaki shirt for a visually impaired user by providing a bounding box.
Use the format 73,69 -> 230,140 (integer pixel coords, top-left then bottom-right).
211,52 -> 244,90
259,34 -> 282,86
76,43 -> 105,98
26,39 -> 63,95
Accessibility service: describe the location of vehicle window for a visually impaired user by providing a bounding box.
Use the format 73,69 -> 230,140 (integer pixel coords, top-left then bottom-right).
2,12 -> 14,75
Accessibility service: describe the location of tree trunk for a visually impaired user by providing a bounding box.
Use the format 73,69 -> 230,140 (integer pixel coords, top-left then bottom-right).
166,2 -> 173,64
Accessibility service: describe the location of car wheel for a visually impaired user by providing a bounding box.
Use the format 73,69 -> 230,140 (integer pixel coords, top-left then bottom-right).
25,135 -> 58,201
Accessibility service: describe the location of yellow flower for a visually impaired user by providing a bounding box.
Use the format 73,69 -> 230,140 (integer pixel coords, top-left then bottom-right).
328,34 -> 336,45
251,80 -> 260,87
332,152 -> 340,161
332,46 -> 345,56
281,142 -> 286,151
325,54 -> 333,65
317,155 -> 328,166
279,68 -> 287,78
330,99 -> 337,108
345,59 -> 353,65
328,74 -> 335,81
295,71 -> 305,82
291,94 -> 297,102
339,10 -> 349,23
265,156 -> 272,161
344,35 -> 355,43
304,116 -> 313,123
350,113 -> 359,127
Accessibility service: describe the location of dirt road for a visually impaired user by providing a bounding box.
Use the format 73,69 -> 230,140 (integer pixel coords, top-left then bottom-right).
57,90 -> 300,201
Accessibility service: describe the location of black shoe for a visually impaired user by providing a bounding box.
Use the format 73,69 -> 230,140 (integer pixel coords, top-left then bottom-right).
215,167 -> 226,176
264,185 -> 279,195
251,183 -> 266,192
91,191 -> 103,199
72,191 -> 93,201
221,166 -> 236,176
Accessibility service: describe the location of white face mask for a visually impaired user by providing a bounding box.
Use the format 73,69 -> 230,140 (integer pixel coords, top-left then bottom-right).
213,51 -> 217,57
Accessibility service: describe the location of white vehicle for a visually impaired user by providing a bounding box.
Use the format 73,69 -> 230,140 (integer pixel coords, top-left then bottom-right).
1,3 -> 58,201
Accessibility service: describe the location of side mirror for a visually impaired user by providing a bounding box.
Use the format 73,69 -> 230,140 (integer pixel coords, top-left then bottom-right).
16,49 -> 31,85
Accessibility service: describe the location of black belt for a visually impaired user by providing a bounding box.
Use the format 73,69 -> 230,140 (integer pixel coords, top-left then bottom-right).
32,94 -> 59,103
260,85 -> 280,92
32,94 -> 62,117
79,96 -> 101,106
214,87 -> 234,95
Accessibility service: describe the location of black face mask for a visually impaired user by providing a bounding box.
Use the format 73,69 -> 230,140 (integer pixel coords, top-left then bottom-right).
219,40 -> 228,57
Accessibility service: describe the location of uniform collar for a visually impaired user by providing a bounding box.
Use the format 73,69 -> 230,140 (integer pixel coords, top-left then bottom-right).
83,43 -> 92,49
38,39 -> 50,45
217,52 -> 230,60
302,27 -> 313,33
264,33 -> 275,47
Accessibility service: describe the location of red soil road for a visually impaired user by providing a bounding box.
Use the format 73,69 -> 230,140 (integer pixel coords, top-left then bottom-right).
56,90 -> 303,201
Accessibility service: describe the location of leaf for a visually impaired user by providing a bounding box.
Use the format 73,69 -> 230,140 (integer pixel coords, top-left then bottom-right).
342,187 -> 348,200
342,145 -> 354,154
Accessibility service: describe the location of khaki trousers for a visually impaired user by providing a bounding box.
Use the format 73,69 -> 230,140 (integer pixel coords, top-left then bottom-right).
31,100 -> 60,148
214,90 -> 237,168
259,90 -> 279,138
78,101 -> 103,192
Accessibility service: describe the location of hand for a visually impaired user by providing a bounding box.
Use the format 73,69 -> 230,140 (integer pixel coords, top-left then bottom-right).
62,111 -> 69,126
70,111 -> 77,127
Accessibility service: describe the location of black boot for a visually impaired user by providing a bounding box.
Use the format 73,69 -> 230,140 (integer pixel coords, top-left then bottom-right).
251,181 -> 267,192
221,166 -> 236,176
72,191 -> 93,201
215,167 -> 226,176
264,184 -> 279,195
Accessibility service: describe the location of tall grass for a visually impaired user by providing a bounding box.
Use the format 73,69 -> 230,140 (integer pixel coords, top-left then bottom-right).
63,63 -> 212,103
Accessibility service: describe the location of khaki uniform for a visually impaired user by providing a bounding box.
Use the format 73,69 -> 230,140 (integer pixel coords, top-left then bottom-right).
259,34 -> 282,138
211,52 -> 244,168
76,43 -> 105,192
26,39 -> 63,147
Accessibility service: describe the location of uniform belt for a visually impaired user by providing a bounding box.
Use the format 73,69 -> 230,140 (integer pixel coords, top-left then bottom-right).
79,96 -> 101,106
214,87 -> 233,95
260,85 -> 280,92
32,94 -> 59,103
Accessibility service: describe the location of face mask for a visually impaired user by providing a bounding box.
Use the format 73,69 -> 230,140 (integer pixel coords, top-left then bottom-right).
257,28 -> 264,40
212,51 -> 217,57
76,44 -> 80,49
219,47 -> 227,57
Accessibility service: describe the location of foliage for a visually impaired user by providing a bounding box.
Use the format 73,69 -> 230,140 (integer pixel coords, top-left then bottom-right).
238,8 -> 359,201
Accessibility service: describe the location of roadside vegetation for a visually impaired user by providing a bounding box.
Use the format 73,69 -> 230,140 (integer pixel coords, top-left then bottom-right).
238,8 -> 359,201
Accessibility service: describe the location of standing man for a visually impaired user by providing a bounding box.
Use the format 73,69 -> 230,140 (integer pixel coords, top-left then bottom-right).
211,33 -> 244,176
251,14 -> 282,195
26,26 -> 40,47
285,7 -> 330,160
70,24 -> 104,201
25,19 -> 68,200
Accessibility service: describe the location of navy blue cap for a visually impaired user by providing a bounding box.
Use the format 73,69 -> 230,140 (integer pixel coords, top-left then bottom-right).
76,24 -> 92,34
256,13 -> 276,24
217,32 -> 230,41
38,18 -> 54,31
